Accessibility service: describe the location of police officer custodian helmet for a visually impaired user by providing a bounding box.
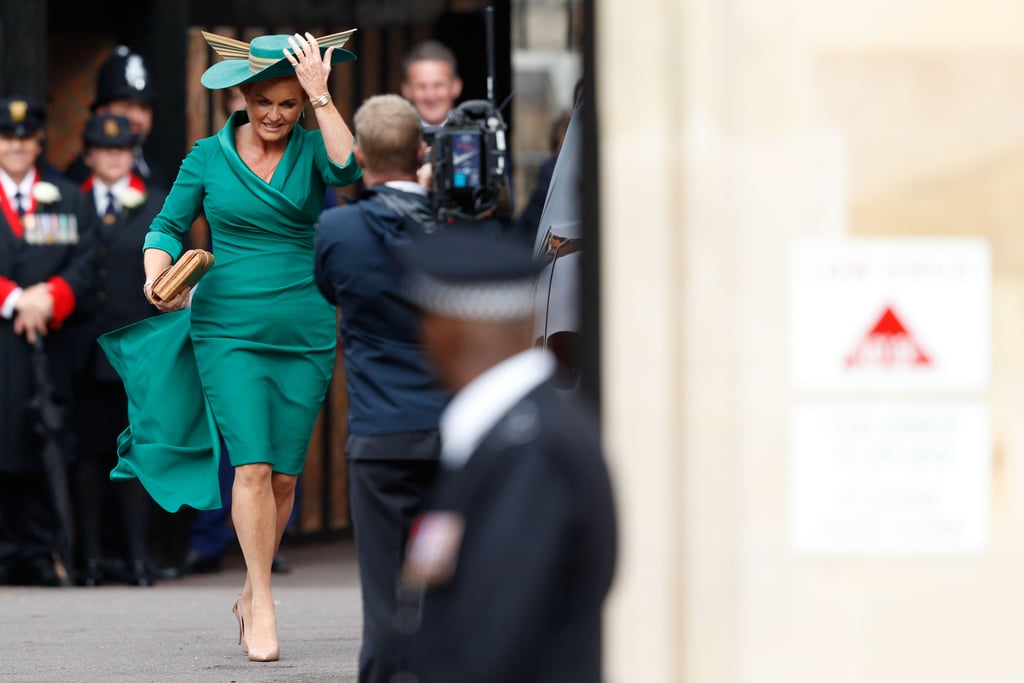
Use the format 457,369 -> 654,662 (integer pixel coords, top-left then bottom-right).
82,114 -> 136,149
0,96 -> 46,137
401,228 -> 544,321
92,46 -> 156,111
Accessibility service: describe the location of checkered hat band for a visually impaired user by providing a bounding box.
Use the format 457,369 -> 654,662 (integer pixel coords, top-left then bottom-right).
409,274 -> 536,321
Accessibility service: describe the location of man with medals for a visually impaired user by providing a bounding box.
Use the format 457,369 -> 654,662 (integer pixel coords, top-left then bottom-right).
0,95 -> 97,586
71,113 -> 167,586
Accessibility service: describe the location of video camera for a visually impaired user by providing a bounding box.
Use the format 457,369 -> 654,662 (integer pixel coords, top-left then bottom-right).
429,100 -> 508,222
425,5 -> 509,223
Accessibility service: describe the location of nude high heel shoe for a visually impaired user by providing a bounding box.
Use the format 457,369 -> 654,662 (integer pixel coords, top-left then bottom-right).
232,600 -> 248,654
247,642 -> 280,663
245,607 -> 279,662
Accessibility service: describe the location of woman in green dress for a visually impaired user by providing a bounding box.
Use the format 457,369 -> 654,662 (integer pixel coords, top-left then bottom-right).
102,31 -> 361,662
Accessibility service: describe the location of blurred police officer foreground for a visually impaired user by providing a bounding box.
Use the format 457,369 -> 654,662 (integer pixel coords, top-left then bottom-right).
389,227 -> 617,683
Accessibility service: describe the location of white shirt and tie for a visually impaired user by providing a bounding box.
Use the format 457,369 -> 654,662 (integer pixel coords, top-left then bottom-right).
0,167 -> 36,217
0,168 -> 39,318
91,177 -> 128,221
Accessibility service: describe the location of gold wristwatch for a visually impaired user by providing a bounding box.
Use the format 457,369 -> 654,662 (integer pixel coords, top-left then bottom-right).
310,92 -> 331,109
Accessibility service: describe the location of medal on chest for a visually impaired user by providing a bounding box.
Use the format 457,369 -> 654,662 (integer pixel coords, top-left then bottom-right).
23,212 -> 80,245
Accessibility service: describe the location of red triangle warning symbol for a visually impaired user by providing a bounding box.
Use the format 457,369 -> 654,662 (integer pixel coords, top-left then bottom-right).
845,306 -> 932,368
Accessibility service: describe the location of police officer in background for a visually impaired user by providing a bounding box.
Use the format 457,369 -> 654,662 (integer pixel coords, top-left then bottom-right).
65,46 -> 162,187
0,96 -> 98,586
70,113 -> 167,587
392,228 -> 617,682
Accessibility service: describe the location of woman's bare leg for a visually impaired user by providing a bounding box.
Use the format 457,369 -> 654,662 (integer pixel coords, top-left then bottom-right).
234,466 -> 298,659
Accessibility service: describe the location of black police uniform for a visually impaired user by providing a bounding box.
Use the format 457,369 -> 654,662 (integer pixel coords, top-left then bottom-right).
65,46 -> 163,187
0,96 -> 99,585
402,383 -> 616,683
68,114 -> 167,586
392,229 -> 617,683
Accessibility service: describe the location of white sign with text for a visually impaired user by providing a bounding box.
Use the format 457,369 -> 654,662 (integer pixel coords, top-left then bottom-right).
789,402 -> 990,555
789,239 -> 990,393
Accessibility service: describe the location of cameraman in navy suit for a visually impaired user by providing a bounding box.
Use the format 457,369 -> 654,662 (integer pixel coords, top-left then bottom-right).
314,94 -> 449,683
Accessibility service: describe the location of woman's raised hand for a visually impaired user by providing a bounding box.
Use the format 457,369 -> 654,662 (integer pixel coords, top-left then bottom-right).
284,32 -> 333,100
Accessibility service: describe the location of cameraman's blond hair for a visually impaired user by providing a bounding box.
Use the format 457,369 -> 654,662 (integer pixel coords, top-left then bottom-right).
353,94 -> 423,177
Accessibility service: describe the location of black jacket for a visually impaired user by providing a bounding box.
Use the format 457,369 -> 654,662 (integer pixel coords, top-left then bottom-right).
0,176 -> 98,471
314,185 -> 449,442
72,180 -> 167,381
399,382 -> 617,682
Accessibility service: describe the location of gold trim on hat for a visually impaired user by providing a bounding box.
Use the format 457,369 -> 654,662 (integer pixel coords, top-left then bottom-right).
316,30 -> 357,49
200,29 -> 357,71
248,53 -> 280,73
103,118 -> 120,138
201,32 -> 250,59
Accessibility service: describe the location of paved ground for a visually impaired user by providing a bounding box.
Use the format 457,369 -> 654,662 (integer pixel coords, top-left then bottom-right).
0,539 -> 363,682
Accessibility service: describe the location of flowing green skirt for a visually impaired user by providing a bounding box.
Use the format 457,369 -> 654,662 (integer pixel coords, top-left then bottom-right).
99,311 -> 222,512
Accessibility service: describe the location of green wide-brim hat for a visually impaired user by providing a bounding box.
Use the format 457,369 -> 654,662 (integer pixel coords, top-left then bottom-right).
200,30 -> 357,90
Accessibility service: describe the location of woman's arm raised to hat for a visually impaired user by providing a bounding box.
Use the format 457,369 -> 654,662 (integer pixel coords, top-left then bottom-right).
285,32 -> 354,166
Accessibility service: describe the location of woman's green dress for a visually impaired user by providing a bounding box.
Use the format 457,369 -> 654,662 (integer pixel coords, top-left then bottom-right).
99,110 -> 361,512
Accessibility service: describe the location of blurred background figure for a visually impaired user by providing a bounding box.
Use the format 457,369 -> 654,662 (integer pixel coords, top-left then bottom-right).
172,449 -> 238,577
222,85 -> 245,115
514,77 -> 581,249
401,40 -> 463,128
65,46 -> 161,187
393,228 -> 616,683
0,95 -> 98,586
511,107 -> 571,248
70,112 -> 167,587
314,93 -> 449,683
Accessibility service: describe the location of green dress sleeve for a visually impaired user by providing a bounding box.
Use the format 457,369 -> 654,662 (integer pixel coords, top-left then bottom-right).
311,130 -> 362,187
144,140 -> 209,261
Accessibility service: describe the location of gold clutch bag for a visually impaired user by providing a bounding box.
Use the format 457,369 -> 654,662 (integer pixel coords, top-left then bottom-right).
151,249 -> 215,302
